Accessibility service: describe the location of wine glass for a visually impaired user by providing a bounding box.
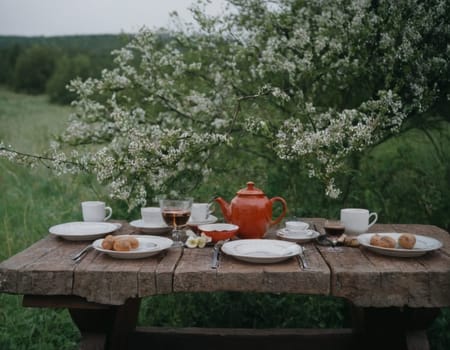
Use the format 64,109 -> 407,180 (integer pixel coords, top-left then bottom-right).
159,198 -> 193,247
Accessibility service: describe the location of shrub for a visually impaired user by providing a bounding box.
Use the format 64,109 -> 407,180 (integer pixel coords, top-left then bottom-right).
13,45 -> 56,94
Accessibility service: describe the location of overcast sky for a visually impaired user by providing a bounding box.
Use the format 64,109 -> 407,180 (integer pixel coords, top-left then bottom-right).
0,0 -> 226,36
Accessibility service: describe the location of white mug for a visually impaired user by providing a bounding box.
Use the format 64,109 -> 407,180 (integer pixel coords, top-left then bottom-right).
81,201 -> 112,222
190,203 -> 213,222
141,207 -> 165,225
340,208 -> 377,235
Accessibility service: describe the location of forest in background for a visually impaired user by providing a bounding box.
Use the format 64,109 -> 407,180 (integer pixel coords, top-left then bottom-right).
0,34 -> 133,103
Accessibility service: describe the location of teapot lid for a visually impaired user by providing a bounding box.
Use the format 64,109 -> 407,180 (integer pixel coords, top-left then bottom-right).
237,182 -> 265,196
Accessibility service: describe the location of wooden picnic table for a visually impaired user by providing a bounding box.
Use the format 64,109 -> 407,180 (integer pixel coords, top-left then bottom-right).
0,219 -> 449,350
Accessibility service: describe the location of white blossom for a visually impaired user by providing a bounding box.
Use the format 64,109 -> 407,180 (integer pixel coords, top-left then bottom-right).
1,0 -> 446,209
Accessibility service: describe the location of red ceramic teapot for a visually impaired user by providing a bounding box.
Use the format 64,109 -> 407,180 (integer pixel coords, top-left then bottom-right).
215,181 -> 288,239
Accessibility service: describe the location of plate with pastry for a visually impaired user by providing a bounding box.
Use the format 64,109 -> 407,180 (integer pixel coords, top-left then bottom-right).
358,233 -> 442,257
92,235 -> 173,259
49,221 -> 120,241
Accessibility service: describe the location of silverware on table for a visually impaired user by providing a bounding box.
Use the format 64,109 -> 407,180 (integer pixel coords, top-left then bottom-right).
211,240 -> 225,269
72,244 -> 93,263
298,245 -> 309,269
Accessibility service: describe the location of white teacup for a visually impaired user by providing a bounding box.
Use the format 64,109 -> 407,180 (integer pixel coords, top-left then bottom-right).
81,201 -> 112,222
141,207 -> 165,226
285,221 -> 309,234
340,208 -> 378,235
190,203 -> 213,222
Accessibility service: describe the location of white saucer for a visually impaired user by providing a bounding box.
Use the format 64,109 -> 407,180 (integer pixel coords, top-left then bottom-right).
276,228 -> 320,243
129,219 -> 171,235
187,215 -> 218,226
49,221 -> 120,241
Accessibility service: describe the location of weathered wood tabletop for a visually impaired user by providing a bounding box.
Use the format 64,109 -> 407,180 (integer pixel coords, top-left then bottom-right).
1,219 -> 449,306
1,219 -> 449,350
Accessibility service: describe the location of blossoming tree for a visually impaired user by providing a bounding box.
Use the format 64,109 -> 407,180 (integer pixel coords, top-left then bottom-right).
1,0 -> 448,210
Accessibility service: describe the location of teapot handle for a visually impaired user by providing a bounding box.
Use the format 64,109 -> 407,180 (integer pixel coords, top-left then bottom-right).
269,197 -> 288,226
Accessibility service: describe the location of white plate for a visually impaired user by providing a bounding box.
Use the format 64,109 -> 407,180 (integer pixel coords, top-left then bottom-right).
49,221 -> 120,241
221,239 -> 301,264
276,228 -> 320,243
188,215 -> 218,226
358,233 -> 443,258
129,219 -> 171,234
93,235 -> 173,259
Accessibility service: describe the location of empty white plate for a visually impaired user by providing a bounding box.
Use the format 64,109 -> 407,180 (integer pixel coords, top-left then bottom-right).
49,221 -> 120,241
221,239 -> 301,263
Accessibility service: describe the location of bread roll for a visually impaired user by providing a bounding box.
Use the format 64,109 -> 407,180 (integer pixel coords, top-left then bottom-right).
379,236 -> 396,248
113,239 -> 132,251
398,233 -> 416,249
370,234 -> 382,246
370,234 -> 396,248
102,235 -> 139,251
115,236 -> 139,249
101,235 -> 115,250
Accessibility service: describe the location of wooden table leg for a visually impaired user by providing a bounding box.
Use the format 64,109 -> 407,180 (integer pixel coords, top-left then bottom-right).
351,306 -> 440,350
23,295 -> 141,350
69,298 -> 141,350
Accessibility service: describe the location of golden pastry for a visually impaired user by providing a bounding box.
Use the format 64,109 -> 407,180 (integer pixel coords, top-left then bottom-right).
398,233 -> 416,249
370,234 -> 396,248
344,236 -> 360,247
101,235 -> 115,250
116,236 -> 139,249
379,236 -> 396,248
337,234 -> 360,247
102,235 -> 139,251
370,234 -> 382,246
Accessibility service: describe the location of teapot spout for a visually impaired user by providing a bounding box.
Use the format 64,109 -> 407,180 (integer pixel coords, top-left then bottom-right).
214,197 -> 232,223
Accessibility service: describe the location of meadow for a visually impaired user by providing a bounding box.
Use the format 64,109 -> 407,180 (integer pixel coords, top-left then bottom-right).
0,88 -> 449,349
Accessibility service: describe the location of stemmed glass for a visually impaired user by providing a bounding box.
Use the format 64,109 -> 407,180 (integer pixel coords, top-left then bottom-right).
159,198 -> 193,247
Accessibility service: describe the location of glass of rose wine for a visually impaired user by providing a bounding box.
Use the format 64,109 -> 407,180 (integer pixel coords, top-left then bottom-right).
159,198 -> 193,247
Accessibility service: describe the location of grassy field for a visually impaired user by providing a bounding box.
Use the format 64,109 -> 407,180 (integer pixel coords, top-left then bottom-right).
0,88 -> 449,349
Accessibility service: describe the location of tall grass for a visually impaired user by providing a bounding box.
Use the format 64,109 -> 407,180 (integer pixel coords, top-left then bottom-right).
0,89 -> 82,349
0,89 -> 449,349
